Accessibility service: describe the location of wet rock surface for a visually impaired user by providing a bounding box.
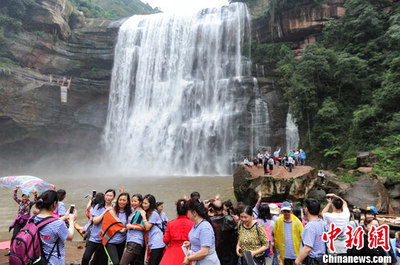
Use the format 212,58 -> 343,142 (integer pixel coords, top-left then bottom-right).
340,176 -> 389,213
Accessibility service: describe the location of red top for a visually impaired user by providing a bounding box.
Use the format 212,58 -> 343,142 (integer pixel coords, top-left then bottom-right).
163,215 -> 194,246
160,215 -> 194,265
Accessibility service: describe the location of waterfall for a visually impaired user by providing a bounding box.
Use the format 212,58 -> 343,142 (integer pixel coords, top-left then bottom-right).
103,3 -> 252,176
251,78 -> 271,155
286,113 -> 299,153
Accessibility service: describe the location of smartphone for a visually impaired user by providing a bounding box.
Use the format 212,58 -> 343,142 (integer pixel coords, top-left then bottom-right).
92,190 -> 96,198
181,245 -> 189,256
70,204 -> 75,214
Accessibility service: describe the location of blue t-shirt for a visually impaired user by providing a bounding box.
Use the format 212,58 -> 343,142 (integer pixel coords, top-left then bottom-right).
89,205 -> 106,243
160,211 -> 168,222
188,219 -> 215,253
148,211 -> 166,250
301,219 -> 327,258
34,216 -> 69,265
56,202 -> 66,216
127,209 -> 145,246
108,211 -> 128,244
284,221 -> 297,259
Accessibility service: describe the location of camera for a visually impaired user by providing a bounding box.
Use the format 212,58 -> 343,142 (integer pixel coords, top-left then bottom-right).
92,190 -> 96,198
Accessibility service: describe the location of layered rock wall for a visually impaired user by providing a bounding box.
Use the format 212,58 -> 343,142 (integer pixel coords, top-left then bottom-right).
0,3 -> 124,170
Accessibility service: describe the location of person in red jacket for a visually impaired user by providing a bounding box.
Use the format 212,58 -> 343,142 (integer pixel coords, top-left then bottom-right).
160,199 -> 194,265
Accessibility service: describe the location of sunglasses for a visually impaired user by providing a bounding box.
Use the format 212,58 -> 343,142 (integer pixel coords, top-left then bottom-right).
282,210 -> 291,213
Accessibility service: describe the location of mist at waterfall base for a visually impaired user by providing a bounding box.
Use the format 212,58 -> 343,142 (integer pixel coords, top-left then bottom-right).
103,3 -> 256,176
0,2 -> 298,179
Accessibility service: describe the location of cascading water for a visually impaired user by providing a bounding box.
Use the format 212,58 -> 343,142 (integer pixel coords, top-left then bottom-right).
103,3 -> 253,176
285,113 -> 300,153
251,78 -> 271,155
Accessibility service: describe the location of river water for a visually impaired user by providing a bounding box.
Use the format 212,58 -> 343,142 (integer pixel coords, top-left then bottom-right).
0,175 -> 234,240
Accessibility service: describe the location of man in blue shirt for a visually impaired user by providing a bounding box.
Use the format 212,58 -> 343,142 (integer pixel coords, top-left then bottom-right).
295,198 -> 327,265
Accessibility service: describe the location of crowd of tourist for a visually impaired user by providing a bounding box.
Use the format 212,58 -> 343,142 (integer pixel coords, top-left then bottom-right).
243,148 -> 307,174
7,186 -> 400,265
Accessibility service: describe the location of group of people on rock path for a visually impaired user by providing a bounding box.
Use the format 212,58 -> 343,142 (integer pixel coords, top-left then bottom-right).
7,186 -> 400,265
243,148 -> 307,174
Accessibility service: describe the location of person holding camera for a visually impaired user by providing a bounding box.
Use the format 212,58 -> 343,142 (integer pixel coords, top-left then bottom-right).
210,200 -> 238,265
321,193 -> 350,257
35,190 -> 77,264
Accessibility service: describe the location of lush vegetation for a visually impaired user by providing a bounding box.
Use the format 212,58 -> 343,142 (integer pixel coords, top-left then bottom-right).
252,0 -> 400,180
0,0 -> 33,32
70,0 -> 157,19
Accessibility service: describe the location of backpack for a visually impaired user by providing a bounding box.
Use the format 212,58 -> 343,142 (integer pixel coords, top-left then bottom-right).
256,219 -> 274,257
9,216 -> 60,265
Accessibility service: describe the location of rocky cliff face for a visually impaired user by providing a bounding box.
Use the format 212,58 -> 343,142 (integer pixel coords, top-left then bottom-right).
0,0 -> 125,171
252,0 -> 345,45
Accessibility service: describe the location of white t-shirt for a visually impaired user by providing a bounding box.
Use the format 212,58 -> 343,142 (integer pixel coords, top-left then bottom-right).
323,207 -> 350,254
323,207 -> 350,230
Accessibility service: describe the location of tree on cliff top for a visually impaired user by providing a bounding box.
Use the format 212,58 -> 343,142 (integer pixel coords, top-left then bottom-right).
70,0 -> 158,18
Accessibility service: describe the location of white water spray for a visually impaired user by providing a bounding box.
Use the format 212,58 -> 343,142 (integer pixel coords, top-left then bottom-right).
286,113 -> 300,153
103,3 -> 252,176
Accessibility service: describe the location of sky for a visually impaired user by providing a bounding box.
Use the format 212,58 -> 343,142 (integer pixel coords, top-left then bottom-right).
145,0 -> 230,14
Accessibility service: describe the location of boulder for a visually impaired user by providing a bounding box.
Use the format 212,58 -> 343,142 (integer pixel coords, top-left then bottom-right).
388,184 -> 400,200
323,178 -> 350,196
69,10 -> 86,29
340,175 -> 389,213
233,166 -> 259,206
356,167 -> 373,174
390,199 -> 400,214
356,152 -> 378,167
234,165 -> 318,206
308,189 -> 326,202
319,170 -> 338,179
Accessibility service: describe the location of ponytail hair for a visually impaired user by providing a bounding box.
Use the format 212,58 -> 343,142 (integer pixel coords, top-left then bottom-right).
36,190 -> 59,210
92,193 -> 105,208
176,199 -> 188,216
